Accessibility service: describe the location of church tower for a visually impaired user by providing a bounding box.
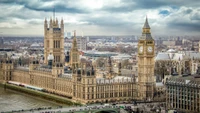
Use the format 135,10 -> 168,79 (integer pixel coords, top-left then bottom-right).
44,18 -> 64,64
70,31 -> 79,70
137,17 -> 155,100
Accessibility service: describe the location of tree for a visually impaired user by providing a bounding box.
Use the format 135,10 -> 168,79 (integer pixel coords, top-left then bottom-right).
96,57 -> 106,67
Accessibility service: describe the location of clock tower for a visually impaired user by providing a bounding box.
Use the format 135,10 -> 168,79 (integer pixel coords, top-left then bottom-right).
137,17 -> 155,100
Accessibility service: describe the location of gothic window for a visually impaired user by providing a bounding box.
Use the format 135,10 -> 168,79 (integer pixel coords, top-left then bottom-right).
92,94 -> 94,99
88,94 -> 89,99
54,40 -> 56,48
92,87 -> 94,92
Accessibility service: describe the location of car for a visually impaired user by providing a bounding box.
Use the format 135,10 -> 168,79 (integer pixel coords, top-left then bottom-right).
112,103 -> 116,106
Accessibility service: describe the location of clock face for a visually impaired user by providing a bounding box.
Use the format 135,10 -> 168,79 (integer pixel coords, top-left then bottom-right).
139,46 -> 143,53
147,46 -> 153,53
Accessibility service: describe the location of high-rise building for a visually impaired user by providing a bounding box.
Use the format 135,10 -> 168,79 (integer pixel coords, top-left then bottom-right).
137,17 -> 155,100
44,18 -> 65,64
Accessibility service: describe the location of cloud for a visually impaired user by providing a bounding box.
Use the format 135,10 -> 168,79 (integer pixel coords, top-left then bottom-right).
0,0 -> 200,36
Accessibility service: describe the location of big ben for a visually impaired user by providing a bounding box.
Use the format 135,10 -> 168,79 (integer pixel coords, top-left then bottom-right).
137,17 -> 155,100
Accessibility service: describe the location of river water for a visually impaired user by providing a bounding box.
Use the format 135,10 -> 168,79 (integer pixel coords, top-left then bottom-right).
0,86 -> 66,112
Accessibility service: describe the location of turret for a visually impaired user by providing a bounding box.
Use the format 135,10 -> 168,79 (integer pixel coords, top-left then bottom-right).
118,62 -> 122,76
29,60 -> 39,72
50,17 -> 53,28
61,18 -> 64,34
70,30 -> 79,69
44,18 -> 48,34
56,18 -> 58,26
106,57 -> 113,79
2,59 -> 13,81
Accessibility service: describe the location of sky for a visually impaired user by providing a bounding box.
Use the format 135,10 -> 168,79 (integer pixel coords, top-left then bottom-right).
0,0 -> 200,36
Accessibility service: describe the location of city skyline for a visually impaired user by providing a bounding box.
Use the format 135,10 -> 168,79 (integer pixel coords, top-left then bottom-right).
0,0 -> 200,36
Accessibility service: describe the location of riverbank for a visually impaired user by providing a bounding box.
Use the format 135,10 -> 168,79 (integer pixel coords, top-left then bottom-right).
0,83 -> 81,106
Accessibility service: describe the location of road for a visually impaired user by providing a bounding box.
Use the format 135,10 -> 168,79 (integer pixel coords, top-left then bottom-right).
9,102 -> 166,113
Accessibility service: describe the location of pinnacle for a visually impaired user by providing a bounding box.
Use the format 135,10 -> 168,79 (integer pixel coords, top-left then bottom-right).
143,16 -> 150,29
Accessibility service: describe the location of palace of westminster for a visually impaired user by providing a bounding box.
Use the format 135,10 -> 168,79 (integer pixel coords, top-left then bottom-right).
0,17 -> 155,104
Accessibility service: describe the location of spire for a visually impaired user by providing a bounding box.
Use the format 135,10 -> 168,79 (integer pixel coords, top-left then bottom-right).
143,16 -> 150,29
61,18 -> 63,24
56,18 -> 58,25
140,16 -> 153,40
44,18 -> 47,23
53,7 -> 55,21
72,30 -> 78,51
74,30 -> 76,37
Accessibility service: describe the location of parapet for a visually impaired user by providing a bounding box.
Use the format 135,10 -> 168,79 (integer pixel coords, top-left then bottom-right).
15,66 -> 29,72
96,76 -> 134,84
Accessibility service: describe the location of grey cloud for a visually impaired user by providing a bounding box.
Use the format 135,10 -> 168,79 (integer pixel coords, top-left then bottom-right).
28,20 -> 43,25
0,0 -> 200,36
166,7 -> 200,32
102,0 -> 200,13
80,16 -> 135,27
168,22 -> 200,31
184,9 -> 193,14
0,0 -> 89,14
23,3 -> 88,14
190,12 -> 200,20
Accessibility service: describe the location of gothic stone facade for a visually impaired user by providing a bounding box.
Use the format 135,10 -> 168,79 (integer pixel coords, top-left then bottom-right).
0,18 -> 155,104
0,60 -> 137,104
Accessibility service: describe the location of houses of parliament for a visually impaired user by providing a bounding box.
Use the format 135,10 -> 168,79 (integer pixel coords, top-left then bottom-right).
0,17 -> 155,104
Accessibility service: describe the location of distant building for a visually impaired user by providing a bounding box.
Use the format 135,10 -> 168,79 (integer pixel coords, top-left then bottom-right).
86,37 -> 90,42
0,37 -> 3,45
67,32 -> 72,39
162,41 -> 176,46
77,36 -> 87,51
155,50 -> 200,81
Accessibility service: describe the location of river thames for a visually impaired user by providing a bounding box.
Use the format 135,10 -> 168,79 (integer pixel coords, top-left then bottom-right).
0,87 -> 66,112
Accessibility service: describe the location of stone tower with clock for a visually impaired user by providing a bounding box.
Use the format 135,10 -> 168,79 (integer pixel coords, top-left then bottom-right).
137,17 -> 155,101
